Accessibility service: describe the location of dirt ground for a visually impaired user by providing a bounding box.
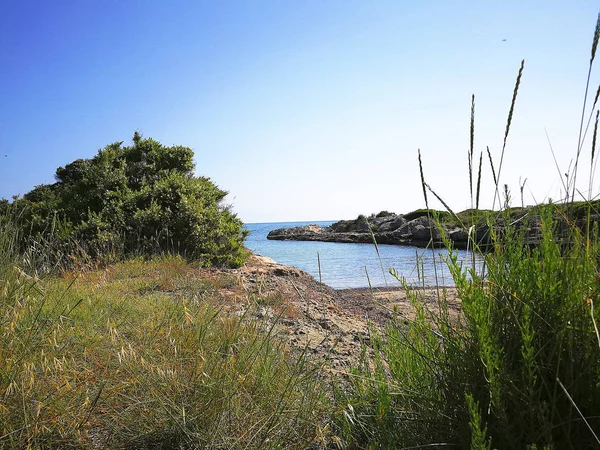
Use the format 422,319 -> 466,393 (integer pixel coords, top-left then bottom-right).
218,253 -> 461,371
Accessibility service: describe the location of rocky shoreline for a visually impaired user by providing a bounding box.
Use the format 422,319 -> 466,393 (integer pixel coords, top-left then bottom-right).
232,252 -> 459,370
267,212 -> 475,249
265,207 -> 585,249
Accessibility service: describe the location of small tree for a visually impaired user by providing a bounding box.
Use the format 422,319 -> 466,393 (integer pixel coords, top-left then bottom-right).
13,133 -> 248,267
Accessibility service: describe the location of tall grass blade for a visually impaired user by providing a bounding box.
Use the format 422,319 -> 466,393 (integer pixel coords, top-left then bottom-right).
417,151 -> 443,294
581,85 -> 600,148
557,377 -> 600,445
573,11 -> 600,201
545,128 -> 570,197
424,182 -> 464,293
591,299 -> 600,349
368,224 -> 388,288
418,149 -> 429,209
592,11 -> 600,63
425,183 -> 463,227
590,110 -> 600,199
486,146 -> 497,188
364,265 -> 373,293
476,151 -> 483,210
494,59 -> 525,209
519,177 -> 527,208
317,251 -> 322,284
470,94 -> 475,209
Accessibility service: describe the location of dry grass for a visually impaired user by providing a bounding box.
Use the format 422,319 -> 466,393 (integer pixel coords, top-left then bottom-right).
0,255 -> 328,449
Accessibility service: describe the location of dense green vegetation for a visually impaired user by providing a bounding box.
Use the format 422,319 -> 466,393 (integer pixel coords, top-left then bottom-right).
5,132 -> 247,268
335,207 -> 600,448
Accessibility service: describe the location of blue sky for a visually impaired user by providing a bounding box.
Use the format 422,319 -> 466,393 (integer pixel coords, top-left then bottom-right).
1,1 -> 599,222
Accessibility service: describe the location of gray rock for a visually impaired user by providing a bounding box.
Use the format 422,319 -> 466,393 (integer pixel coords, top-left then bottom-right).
411,224 -> 432,241
267,224 -> 325,240
404,216 -> 439,241
391,223 -> 413,239
354,216 -> 370,233
448,227 -> 468,242
378,216 -> 407,232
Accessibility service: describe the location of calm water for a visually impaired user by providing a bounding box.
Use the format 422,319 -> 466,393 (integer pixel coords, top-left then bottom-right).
244,221 -> 480,289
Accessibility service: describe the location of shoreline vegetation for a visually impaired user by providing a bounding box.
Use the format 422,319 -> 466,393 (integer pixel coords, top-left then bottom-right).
3,11 -> 600,448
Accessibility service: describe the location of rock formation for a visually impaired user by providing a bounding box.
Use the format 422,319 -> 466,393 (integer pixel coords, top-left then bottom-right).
267,212 -> 475,249
267,205 -> 600,251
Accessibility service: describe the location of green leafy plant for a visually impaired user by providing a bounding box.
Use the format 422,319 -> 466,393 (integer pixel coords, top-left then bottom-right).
9,132 -> 248,268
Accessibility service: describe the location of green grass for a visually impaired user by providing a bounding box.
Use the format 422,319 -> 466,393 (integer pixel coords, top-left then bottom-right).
0,243 -> 327,448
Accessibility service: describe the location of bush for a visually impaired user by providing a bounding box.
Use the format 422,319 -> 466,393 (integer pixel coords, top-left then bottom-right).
9,133 -> 248,267
337,207 -> 600,449
403,208 -> 453,223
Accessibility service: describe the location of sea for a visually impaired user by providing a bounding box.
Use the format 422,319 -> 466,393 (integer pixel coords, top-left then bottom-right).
244,221 -> 481,290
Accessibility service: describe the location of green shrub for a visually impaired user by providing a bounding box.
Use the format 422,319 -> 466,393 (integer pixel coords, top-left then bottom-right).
403,208 -> 453,223
336,206 -> 600,449
9,133 -> 247,267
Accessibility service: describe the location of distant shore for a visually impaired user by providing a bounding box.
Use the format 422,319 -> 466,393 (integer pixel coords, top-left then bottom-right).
266,211 -> 473,249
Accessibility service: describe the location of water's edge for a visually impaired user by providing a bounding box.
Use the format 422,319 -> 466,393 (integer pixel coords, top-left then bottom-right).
244,221 -> 480,290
